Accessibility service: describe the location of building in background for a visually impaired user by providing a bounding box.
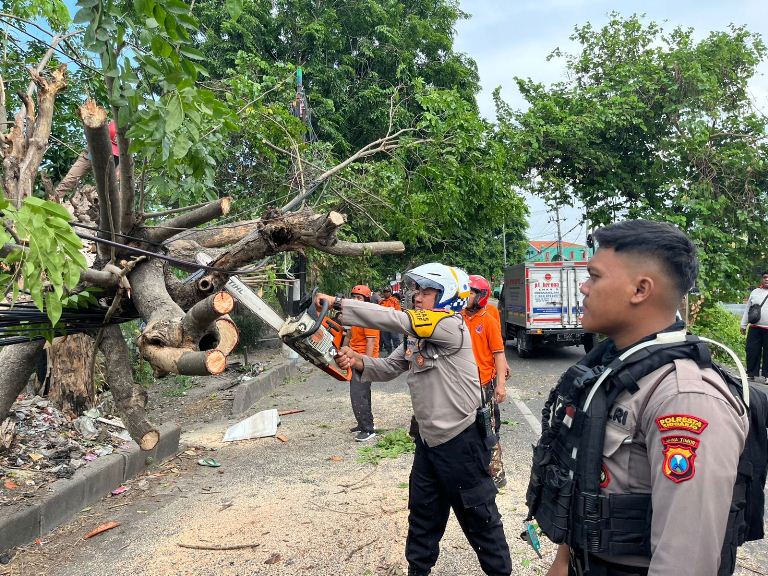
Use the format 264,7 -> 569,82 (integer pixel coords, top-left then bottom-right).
526,240 -> 591,263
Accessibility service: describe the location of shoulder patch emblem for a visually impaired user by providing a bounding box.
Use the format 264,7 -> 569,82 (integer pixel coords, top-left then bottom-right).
599,464 -> 611,489
405,309 -> 454,339
475,324 -> 483,333
655,414 -> 708,435
661,435 -> 700,483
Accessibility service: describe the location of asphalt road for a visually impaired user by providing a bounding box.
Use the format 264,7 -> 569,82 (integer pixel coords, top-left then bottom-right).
5,342 -> 766,575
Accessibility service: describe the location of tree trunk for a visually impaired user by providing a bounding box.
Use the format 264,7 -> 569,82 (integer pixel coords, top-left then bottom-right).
0,341 -> 45,421
47,334 -> 95,419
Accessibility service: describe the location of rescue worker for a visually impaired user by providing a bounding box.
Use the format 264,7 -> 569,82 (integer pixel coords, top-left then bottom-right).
379,286 -> 403,355
463,274 -> 510,488
316,263 -> 512,576
346,284 -> 380,441
537,220 -> 749,576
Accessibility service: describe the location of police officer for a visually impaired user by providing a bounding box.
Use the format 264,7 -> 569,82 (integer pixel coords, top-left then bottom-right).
538,220 -> 749,576
316,262 -> 512,576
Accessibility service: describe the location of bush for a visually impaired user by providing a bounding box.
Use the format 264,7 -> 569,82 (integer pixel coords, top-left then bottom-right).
690,303 -> 746,366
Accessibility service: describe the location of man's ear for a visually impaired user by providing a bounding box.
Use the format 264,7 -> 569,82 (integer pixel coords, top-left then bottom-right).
630,276 -> 654,304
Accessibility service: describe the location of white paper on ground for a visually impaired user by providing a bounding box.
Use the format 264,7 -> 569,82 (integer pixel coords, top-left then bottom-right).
223,409 -> 281,442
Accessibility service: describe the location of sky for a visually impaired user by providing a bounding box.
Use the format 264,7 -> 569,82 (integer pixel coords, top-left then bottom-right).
454,0 -> 768,245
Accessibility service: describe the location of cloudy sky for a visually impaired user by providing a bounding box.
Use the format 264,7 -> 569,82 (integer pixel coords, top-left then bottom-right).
454,0 -> 768,244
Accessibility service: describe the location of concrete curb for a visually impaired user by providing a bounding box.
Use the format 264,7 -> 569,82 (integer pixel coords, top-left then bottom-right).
231,358 -> 299,414
0,422 -> 180,554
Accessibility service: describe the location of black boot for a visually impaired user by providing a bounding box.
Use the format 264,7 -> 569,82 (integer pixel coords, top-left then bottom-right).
408,568 -> 430,576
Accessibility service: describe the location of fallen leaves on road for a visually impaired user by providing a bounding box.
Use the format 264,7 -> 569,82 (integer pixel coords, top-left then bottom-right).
3,480 -> 18,490
264,553 -> 282,565
328,455 -> 343,462
84,521 -> 120,539
275,434 -> 289,443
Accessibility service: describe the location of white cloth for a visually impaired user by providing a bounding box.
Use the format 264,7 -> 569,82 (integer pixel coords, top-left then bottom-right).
741,287 -> 768,328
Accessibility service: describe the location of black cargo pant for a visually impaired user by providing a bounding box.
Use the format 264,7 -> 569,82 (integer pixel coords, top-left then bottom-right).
349,369 -> 374,432
746,325 -> 768,377
406,424 -> 511,576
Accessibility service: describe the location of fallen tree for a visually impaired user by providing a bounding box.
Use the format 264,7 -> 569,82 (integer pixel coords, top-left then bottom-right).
0,65 -> 405,450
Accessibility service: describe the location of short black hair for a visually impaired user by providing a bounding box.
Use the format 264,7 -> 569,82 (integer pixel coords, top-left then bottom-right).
592,220 -> 698,296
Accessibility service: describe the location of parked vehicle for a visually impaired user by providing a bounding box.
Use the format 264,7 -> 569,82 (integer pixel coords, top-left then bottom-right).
497,261 -> 596,357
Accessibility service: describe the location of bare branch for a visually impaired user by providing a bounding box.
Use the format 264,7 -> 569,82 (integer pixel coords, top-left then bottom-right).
320,240 -> 405,256
14,65 -> 67,207
143,197 -> 232,244
0,73 -> 6,132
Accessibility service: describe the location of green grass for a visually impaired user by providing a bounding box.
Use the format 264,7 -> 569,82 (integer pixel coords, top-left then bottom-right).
161,375 -> 195,397
357,429 -> 415,464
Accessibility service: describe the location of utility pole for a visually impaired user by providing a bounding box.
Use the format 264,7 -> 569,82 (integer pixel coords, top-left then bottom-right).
549,205 -> 563,260
502,223 -> 507,267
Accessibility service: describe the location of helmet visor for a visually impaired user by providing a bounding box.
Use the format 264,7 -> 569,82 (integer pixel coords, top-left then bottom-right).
404,272 -> 443,293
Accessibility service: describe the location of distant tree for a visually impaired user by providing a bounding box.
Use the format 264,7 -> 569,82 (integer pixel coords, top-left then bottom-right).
500,13 -> 768,299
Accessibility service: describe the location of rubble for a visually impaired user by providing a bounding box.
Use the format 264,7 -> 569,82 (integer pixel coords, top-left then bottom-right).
0,392 -> 135,506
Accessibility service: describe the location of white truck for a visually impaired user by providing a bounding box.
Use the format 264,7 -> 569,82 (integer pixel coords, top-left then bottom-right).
497,261 -> 596,357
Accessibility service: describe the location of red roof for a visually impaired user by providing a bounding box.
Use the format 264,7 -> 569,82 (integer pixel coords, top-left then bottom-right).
528,240 -> 585,251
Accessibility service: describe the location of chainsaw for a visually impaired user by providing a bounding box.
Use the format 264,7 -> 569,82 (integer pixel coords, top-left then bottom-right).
193,253 -> 351,381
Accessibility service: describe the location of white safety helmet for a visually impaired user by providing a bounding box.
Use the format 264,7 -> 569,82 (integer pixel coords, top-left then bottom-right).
404,263 -> 471,312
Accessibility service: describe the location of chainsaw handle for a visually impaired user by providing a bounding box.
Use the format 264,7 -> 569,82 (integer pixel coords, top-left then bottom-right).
283,295 -> 327,344
297,287 -> 318,316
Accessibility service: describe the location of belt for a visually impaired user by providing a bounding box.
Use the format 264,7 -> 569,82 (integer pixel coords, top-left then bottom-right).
571,553 -> 649,576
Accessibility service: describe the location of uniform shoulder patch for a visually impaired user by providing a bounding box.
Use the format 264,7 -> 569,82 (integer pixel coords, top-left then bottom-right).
655,414 -> 708,435
405,309 -> 454,339
661,435 -> 700,483
599,463 -> 611,489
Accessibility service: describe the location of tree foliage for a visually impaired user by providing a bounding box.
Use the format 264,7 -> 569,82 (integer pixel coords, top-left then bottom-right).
501,13 -> 768,299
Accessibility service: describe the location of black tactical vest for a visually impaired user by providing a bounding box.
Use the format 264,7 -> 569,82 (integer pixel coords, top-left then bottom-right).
525,333 -> 767,575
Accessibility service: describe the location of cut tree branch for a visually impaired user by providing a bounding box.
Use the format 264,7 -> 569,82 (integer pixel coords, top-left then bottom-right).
98,325 -> 159,450
143,197 -> 231,244
79,100 -> 121,258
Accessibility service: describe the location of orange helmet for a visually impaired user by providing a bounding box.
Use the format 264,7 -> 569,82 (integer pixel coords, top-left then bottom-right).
351,284 -> 372,300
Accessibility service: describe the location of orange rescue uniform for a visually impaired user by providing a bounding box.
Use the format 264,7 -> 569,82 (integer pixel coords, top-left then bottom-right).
462,307 -> 504,384
349,326 -> 380,357
380,295 -> 402,311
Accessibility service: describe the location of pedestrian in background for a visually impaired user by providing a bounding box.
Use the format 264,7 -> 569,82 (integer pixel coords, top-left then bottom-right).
346,284 -> 380,441
741,271 -> 768,383
379,286 -> 402,356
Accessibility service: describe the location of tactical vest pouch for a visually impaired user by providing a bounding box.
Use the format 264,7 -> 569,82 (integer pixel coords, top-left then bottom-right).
535,463 -> 573,544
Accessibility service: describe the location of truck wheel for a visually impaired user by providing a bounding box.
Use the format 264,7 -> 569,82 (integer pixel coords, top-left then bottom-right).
582,333 -> 598,353
516,329 -> 533,358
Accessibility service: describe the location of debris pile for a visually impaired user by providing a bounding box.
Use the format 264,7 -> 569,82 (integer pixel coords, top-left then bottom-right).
0,393 -> 133,506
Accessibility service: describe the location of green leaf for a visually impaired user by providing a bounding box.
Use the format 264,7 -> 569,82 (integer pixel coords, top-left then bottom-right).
165,92 -> 184,132
45,292 -> 63,327
225,0 -> 242,21
73,7 -> 94,24
29,282 -> 44,312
